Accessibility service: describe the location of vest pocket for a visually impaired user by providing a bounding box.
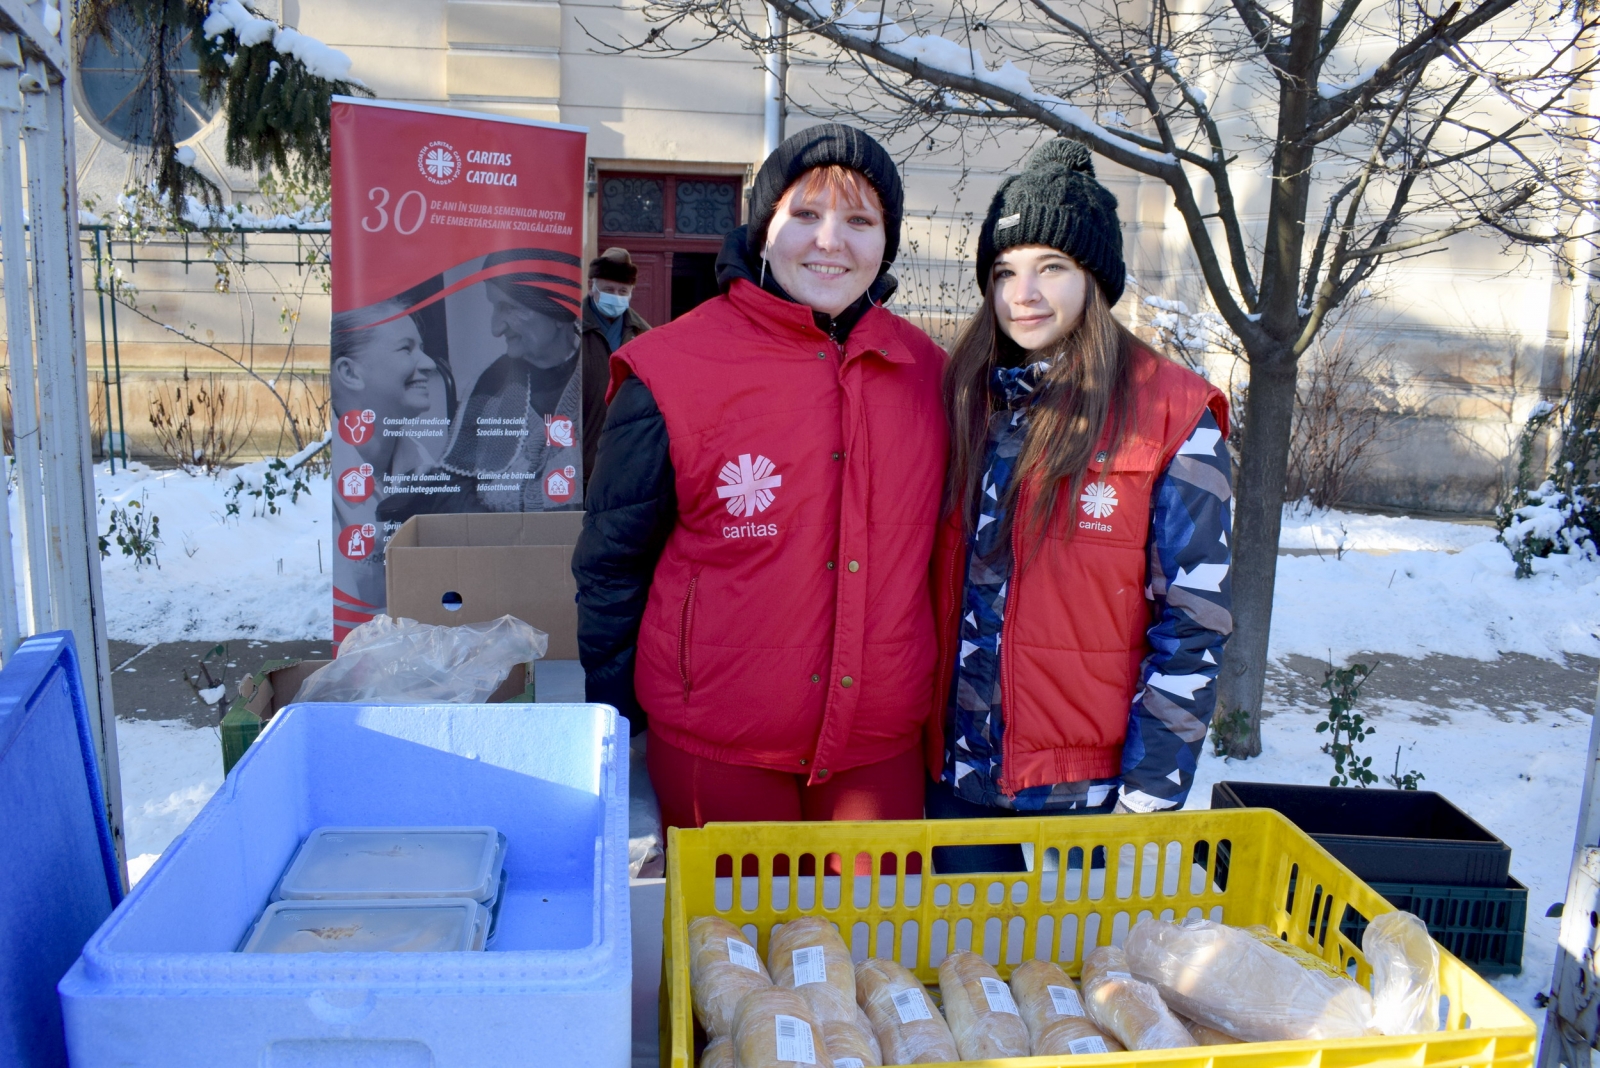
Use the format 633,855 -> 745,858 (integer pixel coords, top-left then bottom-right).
677,574 -> 699,698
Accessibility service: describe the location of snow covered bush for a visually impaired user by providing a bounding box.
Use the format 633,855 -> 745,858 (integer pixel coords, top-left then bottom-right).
1498,399 -> 1600,579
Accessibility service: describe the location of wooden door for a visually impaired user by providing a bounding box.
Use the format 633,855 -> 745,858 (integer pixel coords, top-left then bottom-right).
596,172 -> 742,327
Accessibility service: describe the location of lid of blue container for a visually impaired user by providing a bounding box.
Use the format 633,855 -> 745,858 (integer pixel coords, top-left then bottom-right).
240,899 -> 491,953
273,826 -> 506,903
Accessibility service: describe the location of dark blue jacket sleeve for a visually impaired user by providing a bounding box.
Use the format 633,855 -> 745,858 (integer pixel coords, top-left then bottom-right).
571,376 -> 676,735
1119,409 -> 1233,810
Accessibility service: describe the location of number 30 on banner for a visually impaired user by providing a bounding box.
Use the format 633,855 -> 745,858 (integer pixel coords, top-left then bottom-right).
361,187 -> 427,235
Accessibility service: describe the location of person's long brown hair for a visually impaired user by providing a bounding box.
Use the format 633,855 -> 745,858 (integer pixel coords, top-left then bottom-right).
943,278 -> 1139,544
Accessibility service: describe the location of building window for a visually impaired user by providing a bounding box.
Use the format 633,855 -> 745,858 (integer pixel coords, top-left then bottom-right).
675,180 -> 738,236
599,176 -> 665,234
76,11 -> 215,148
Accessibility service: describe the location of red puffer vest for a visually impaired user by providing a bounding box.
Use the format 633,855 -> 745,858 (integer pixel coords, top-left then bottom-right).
927,343 -> 1227,793
611,280 -> 947,784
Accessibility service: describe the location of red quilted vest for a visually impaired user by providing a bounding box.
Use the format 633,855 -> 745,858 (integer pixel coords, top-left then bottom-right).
611,280 -> 948,783
927,344 -> 1227,793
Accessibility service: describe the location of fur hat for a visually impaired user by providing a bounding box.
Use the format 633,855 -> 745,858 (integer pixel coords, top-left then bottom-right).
589,247 -> 638,285
976,139 -> 1125,303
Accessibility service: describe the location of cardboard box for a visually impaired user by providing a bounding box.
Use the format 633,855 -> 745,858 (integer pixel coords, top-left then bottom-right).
385,511 -> 585,660
220,658 -> 532,772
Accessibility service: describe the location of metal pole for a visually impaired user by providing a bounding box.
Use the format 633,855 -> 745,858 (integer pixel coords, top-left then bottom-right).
0,50 -> 46,631
93,228 -> 114,474
20,56 -> 123,877
108,239 -> 125,469
762,4 -> 787,158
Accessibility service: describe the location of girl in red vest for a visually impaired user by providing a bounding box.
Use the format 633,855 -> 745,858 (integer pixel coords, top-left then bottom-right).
573,125 -> 948,829
929,139 -> 1232,861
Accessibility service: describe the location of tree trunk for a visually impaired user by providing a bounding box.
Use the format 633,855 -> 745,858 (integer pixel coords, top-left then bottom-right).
1216,354 -> 1297,757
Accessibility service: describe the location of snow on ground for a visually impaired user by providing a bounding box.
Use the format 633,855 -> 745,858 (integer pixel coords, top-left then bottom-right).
1269,537 -> 1600,664
86,462 -> 333,643
116,718 -> 224,885
1190,697 -> 1586,1017
1279,504 -> 1497,553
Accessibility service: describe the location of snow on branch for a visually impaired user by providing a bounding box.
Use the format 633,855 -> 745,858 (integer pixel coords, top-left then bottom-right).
785,0 -> 1178,169
201,1 -> 360,84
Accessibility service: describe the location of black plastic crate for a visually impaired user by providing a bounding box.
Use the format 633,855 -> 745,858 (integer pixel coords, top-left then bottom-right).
1337,878 -> 1527,976
1211,782 -> 1512,886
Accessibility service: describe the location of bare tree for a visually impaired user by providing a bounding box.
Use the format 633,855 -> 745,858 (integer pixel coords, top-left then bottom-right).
604,0 -> 1600,754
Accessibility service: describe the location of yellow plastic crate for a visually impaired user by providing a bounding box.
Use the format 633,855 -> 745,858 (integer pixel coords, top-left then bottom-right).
663,809 -> 1535,1068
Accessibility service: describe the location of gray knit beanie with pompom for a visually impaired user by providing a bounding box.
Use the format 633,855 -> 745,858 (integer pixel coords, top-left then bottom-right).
976,138 -> 1125,303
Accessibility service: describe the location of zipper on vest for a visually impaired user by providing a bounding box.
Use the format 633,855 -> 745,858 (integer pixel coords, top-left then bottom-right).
998,481 -> 1027,799
678,575 -> 698,698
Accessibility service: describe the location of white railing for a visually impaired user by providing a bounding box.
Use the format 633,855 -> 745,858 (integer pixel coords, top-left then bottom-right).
0,0 -> 123,883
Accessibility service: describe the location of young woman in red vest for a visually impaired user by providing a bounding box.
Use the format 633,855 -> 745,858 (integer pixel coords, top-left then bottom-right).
928,139 -> 1233,861
573,125 -> 948,828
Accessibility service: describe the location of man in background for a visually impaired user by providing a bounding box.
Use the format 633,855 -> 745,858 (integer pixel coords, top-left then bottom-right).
581,248 -> 650,492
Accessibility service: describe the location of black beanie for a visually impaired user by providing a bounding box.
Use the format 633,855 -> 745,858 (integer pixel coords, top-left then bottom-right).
976,139 -> 1125,304
747,123 -> 905,265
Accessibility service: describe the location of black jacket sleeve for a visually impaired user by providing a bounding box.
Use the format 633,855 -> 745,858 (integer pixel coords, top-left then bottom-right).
571,376 -> 677,734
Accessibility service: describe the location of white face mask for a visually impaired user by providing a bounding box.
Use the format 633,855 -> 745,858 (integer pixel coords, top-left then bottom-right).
592,289 -> 630,317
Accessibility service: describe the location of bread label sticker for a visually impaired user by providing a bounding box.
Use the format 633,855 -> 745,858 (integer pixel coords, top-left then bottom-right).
774,1014 -> 817,1064
1105,970 -> 1133,981
727,938 -> 761,972
1048,984 -> 1085,1017
833,1061 -> 866,1068
1181,916 -> 1209,930
1068,1036 -> 1110,1055
792,945 -> 828,986
980,976 -> 1019,1015
891,987 -> 932,1023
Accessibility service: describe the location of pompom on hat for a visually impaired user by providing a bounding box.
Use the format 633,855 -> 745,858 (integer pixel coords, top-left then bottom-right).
976,138 -> 1125,303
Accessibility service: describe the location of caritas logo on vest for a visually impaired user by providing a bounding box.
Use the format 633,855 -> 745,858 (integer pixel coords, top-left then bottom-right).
717,453 -> 781,539
1078,480 -> 1118,532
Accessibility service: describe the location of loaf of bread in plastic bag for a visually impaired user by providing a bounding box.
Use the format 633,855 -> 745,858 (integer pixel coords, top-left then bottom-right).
733,987 -> 826,1068
1009,958 -> 1125,1055
820,1016 -> 883,1067
854,958 -> 959,1064
769,916 -> 857,1025
1363,911 -> 1441,1035
1080,945 -> 1197,1050
689,916 -> 773,1039
701,1035 -> 735,1068
937,951 -> 1031,1059
1122,917 -> 1375,1041
1176,1014 -> 1241,1045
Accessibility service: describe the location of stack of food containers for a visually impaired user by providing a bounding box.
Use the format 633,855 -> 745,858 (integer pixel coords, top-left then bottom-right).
240,826 -> 509,953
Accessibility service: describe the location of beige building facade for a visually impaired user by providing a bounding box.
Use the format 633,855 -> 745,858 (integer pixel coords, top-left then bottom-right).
47,0 -> 1579,512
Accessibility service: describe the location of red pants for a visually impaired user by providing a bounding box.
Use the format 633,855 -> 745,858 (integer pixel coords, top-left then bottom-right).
646,734 -> 925,829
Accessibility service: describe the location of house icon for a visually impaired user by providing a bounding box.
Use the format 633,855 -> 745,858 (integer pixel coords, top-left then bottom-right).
545,466 -> 574,503
337,464 -> 375,503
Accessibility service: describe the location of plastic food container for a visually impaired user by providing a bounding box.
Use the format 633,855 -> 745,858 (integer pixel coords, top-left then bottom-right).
663,808 -> 1535,1068
241,899 -> 491,954
272,826 -> 508,903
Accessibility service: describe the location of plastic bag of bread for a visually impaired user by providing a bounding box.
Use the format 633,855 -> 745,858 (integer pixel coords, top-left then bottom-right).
1175,1014 -> 1241,1045
1123,917 -> 1375,1041
702,1035 -> 736,1068
1009,958 -> 1125,1056
690,915 -> 773,1039
937,951 -> 1030,1059
1080,945 -> 1196,1050
855,958 -> 959,1064
769,916 -> 857,1025
820,1016 -> 883,1067
1364,911 -> 1441,1035
733,987 -> 826,1067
